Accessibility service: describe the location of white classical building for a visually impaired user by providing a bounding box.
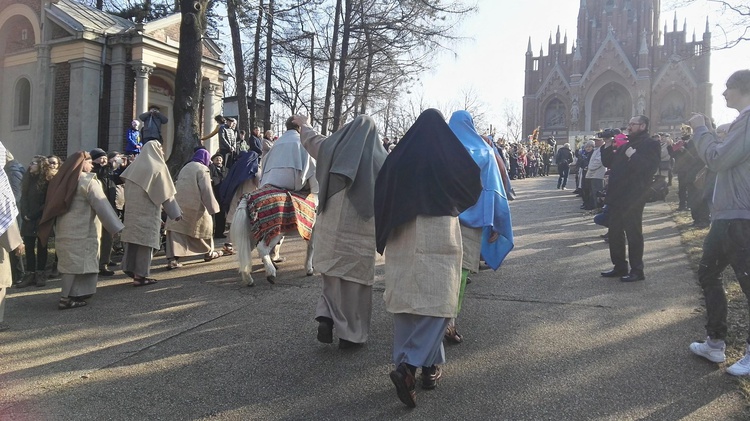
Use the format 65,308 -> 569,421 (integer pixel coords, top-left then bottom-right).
0,0 -> 227,164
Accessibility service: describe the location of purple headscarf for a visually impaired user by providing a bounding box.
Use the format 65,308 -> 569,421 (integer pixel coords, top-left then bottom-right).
191,148 -> 211,167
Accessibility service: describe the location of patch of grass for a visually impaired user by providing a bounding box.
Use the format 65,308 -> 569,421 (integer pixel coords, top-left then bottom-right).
670,203 -> 750,405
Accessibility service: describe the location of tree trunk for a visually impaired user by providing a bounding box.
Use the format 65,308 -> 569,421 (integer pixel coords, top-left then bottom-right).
309,34 -> 315,127
321,0 -> 342,135
227,0 -> 249,131
96,0 -> 103,10
250,0 -> 264,130
263,0 -> 274,131
332,0 -> 352,131
359,17 -> 373,115
166,0 -> 208,176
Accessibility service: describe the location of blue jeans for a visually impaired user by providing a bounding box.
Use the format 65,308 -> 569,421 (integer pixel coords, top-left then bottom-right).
557,165 -> 569,188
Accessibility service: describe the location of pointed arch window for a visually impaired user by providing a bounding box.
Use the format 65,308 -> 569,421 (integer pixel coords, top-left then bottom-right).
15,77 -> 31,127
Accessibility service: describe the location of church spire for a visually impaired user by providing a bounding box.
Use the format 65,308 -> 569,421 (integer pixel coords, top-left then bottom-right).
673,11 -> 677,32
639,28 -> 649,55
527,37 -> 533,55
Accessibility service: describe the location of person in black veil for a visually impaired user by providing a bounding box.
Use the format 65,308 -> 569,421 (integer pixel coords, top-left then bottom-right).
374,108 -> 481,408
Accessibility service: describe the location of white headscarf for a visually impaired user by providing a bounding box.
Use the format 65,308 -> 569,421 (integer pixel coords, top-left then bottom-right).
0,142 -> 19,237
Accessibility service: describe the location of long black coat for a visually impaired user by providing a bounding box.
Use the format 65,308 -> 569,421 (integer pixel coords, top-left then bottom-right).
601,131 -> 661,208
20,173 -> 47,237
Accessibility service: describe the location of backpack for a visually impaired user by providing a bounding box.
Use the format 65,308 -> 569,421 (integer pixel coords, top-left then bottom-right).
646,175 -> 669,203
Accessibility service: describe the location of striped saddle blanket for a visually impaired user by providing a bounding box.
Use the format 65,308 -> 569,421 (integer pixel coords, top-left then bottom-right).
243,185 -> 317,246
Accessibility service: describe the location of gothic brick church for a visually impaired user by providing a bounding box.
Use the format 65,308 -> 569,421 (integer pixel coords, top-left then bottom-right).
522,0 -> 711,143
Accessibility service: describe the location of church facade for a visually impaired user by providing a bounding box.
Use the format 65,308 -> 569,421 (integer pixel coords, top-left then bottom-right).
523,0 -> 711,144
0,0 -> 226,165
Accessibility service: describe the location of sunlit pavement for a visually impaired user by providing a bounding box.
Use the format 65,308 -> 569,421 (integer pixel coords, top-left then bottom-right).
1,176 -> 746,420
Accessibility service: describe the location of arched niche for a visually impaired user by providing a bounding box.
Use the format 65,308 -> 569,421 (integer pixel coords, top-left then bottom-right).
544,98 -> 567,128
590,81 -> 632,130
658,89 -> 688,124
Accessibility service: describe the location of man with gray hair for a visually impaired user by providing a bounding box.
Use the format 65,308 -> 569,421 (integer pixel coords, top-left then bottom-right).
688,69 -> 750,375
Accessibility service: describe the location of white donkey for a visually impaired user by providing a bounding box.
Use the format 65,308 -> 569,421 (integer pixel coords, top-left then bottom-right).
230,188 -> 315,286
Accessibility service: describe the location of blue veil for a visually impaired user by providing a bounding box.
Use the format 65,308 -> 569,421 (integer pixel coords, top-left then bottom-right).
448,110 -> 514,270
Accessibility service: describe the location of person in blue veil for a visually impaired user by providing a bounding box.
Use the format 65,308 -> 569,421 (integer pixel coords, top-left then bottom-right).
446,110 -> 514,343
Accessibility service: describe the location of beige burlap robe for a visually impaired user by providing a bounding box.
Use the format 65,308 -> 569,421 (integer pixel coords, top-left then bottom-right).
383,215 -> 462,318
165,162 -> 219,240
313,191 -> 377,285
55,173 -> 124,274
460,224 -> 482,273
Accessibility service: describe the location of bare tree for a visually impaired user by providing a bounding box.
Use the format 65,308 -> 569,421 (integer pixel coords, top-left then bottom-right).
670,0 -> 749,48
227,0 -> 249,131
166,0 -> 210,175
501,100 -> 523,143
321,0 -> 342,135
249,0 -> 264,130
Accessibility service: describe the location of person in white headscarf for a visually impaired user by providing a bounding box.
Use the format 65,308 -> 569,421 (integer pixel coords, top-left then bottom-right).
259,117 -> 317,194
120,141 -> 182,286
0,142 -> 24,330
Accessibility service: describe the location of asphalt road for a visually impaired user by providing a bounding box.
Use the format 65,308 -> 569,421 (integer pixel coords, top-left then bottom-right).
1,175 -> 746,420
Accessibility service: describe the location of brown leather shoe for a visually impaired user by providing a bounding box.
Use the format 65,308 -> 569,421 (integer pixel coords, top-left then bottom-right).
421,365 -> 442,390
389,363 -> 416,408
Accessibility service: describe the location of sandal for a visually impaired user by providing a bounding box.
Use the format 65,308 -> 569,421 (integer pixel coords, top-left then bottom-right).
59,297 -> 87,310
222,243 -> 235,256
204,250 -> 224,262
444,325 -> 463,344
133,278 -> 158,287
167,260 -> 183,270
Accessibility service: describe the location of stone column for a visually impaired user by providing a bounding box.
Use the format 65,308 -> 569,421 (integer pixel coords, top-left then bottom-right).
203,82 -> 222,155
133,62 -> 154,116
67,58 -> 102,154
34,45 -> 52,154
108,44 -> 128,151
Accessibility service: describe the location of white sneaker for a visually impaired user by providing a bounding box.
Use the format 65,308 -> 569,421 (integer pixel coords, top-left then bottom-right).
727,346 -> 750,376
689,338 -> 726,363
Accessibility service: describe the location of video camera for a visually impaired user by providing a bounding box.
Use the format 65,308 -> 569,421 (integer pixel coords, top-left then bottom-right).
546,137 -> 556,147
596,128 -> 621,139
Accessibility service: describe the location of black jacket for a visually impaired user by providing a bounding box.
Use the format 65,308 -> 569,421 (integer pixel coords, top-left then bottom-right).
556,147 -> 573,166
20,172 -> 47,237
601,131 -> 661,207
93,164 -> 124,210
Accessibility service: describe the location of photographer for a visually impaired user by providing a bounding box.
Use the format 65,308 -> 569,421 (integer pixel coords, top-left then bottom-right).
599,115 -> 660,282
138,106 -> 168,142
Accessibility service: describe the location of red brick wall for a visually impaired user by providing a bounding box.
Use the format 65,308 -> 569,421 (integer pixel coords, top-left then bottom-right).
0,0 -> 41,15
2,16 -> 35,54
53,62 -> 70,157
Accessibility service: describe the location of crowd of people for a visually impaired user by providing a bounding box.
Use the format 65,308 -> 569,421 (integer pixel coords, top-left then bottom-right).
4,69 -> 747,405
0,107 -> 516,408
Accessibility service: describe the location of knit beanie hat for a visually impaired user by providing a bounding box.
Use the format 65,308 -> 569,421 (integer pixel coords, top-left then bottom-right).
90,148 -> 107,161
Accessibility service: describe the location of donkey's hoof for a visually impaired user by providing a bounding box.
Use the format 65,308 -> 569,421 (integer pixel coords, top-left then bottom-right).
306,269 -> 314,276
266,275 -> 276,284
247,282 -> 255,287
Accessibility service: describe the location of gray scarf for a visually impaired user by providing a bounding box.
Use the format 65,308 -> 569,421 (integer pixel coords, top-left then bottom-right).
316,115 -> 387,219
